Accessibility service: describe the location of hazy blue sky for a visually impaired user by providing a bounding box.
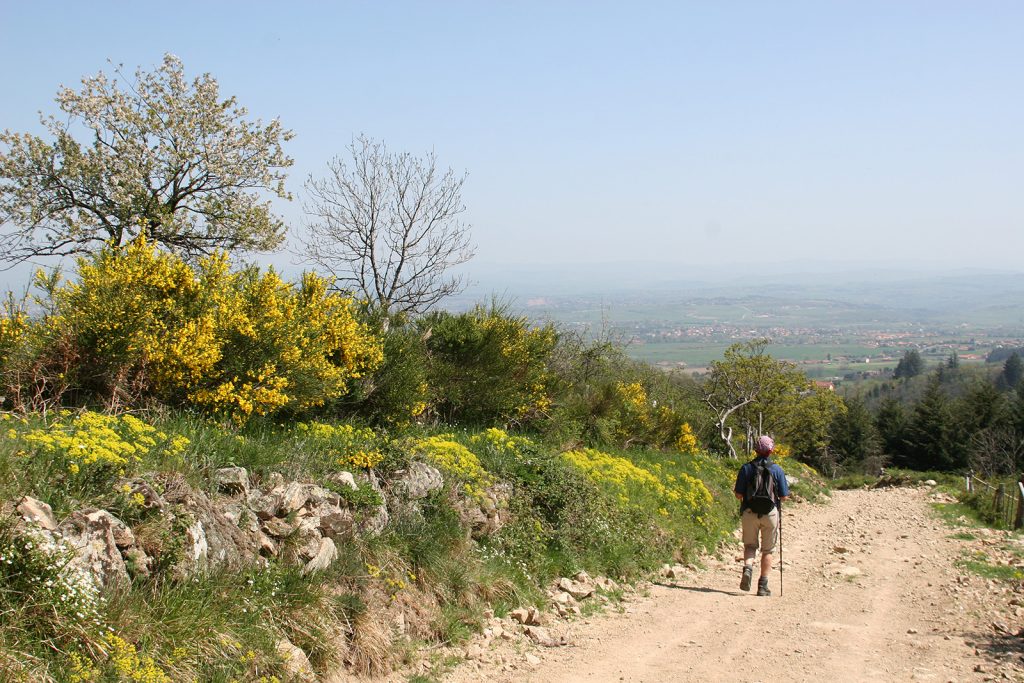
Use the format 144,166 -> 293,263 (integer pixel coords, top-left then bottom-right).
2,1 -> 1022,280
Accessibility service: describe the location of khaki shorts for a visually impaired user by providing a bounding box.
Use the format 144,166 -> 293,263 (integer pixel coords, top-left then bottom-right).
741,508 -> 779,555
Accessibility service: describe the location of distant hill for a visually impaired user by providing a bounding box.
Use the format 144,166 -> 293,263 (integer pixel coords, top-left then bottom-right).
451,264 -> 1024,331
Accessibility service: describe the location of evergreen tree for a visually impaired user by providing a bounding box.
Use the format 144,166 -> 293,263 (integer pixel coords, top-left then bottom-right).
830,395 -> 881,470
893,350 -> 925,379
958,380 -> 1005,435
902,378 -> 965,471
875,397 -> 908,465
1000,352 -> 1024,390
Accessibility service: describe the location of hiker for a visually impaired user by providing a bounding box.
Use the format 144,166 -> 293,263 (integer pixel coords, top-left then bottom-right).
734,435 -> 789,596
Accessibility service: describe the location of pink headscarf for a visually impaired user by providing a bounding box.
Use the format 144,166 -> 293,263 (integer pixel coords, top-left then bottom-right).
754,435 -> 775,456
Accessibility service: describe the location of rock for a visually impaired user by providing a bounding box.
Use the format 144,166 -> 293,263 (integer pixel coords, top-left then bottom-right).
395,461 -> 444,500
787,475 -> 800,486
924,479 -> 937,487
660,564 -> 688,580
289,525 -> 323,564
58,509 -> 131,588
118,477 -> 165,510
276,638 -> 315,682
558,577 -> 595,600
222,502 -> 260,536
510,607 -> 542,625
163,478 -> 261,574
257,531 -> 278,557
277,482 -> 309,515
123,546 -> 152,579
317,505 -> 355,538
183,519 -> 210,568
525,653 -> 541,665
302,484 -> 333,507
16,496 -> 57,531
552,591 -> 576,606
833,546 -> 850,554
262,516 -> 298,538
455,482 -> 511,538
355,471 -> 389,536
326,471 -> 358,491
554,602 -> 581,618
301,537 -> 338,575
263,472 -> 286,491
249,492 -> 282,521
594,576 -> 619,591
464,643 -> 485,660
523,625 -> 558,647
214,467 -> 249,496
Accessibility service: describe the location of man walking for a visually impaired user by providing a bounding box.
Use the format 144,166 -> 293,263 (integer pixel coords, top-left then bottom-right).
734,435 -> 789,596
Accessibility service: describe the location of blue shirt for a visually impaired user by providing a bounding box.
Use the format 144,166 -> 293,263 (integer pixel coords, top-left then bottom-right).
734,457 -> 789,511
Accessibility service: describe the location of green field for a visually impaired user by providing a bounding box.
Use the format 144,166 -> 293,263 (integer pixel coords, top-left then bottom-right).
624,341 -> 902,369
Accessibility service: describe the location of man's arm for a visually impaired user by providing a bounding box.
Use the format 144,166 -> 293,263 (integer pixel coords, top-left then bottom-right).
734,466 -> 747,501
774,465 -> 791,503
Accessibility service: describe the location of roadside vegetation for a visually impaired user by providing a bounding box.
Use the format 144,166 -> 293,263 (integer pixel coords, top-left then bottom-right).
2,53 -> 1009,682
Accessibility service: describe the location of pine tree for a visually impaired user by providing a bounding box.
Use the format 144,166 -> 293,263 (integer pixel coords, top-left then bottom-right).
1000,352 -> 1024,390
903,378 -> 965,471
893,350 -> 925,379
831,395 -> 881,470
875,397 -> 908,466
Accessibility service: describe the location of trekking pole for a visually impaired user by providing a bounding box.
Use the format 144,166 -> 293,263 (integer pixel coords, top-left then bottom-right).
778,503 -> 783,596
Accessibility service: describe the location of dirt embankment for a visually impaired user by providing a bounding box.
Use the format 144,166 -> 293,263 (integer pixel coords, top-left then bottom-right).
443,487 -> 1024,682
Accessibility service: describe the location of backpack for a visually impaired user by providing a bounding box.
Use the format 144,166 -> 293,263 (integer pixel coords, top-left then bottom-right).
745,458 -> 777,515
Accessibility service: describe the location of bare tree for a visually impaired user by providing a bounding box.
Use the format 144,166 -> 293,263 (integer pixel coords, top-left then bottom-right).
968,427 -> 1024,479
302,136 -> 474,315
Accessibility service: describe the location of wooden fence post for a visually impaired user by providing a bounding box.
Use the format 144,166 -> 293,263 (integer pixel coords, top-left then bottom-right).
1015,478 -> 1024,530
994,485 -> 1004,522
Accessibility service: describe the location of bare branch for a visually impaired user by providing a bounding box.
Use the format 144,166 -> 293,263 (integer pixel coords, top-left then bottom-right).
301,135 -> 475,315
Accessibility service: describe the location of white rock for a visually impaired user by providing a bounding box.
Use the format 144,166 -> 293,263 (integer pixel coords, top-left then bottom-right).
16,496 -> 57,531
276,639 -> 315,682
301,537 -> 337,575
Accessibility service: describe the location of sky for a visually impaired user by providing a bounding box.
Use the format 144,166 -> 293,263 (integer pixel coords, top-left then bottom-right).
1,1 -> 1023,287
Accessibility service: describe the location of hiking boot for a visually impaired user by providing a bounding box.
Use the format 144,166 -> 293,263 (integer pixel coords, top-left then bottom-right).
740,565 -> 753,591
756,577 -> 771,597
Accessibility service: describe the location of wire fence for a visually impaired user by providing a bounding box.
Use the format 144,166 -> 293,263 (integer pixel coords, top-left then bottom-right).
965,472 -> 1024,530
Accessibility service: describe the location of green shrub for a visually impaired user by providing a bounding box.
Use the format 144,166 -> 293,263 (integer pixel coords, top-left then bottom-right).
418,304 -> 557,426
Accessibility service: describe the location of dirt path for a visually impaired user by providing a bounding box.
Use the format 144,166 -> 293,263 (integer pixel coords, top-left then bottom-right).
444,487 -> 1024,683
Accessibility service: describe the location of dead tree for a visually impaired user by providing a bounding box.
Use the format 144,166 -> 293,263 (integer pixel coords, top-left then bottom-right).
301,135 -> 474,315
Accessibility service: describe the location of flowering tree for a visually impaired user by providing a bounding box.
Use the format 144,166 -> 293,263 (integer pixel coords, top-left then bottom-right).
0,54 -> 293,266
302,135 -> 474,315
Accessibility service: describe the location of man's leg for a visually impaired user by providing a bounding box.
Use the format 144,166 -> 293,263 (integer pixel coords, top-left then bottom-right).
756,510 -> 779,596
740,511 -> 757,591
760,550 -> 773,579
